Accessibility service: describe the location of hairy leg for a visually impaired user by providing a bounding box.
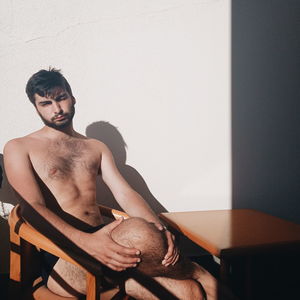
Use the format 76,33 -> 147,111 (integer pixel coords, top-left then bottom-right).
44,256 -> 205,300
33,277 -> 77,300
44,261 -> 121,300
111,217 -> 217,299
33,275 -> 120,300
40,217 -> 218,299
47,259 -> 87,297
125,276 -> 204,300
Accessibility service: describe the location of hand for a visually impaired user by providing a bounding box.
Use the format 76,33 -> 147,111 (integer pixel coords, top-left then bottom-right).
88,218 -> 141,271
154,223 -> 180,267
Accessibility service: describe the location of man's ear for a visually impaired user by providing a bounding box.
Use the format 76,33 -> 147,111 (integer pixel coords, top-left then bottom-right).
72,97 -> 76,104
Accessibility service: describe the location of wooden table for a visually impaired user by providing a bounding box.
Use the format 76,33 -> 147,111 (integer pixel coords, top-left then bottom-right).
159,209 -> 300,298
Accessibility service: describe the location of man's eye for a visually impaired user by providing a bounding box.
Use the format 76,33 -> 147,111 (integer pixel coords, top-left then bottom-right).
41,102 -> 51,106
57,95 -> 67,101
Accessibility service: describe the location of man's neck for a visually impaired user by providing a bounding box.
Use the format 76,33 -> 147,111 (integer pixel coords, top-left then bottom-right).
41,124 -> 78,139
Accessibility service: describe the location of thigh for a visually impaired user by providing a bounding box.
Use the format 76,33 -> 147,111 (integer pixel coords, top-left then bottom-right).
47,258 -> 87,297
125,276 -> 204,300
33,277 -> 78,300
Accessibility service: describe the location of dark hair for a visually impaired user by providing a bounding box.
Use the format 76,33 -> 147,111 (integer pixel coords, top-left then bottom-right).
25,68 -> 74,105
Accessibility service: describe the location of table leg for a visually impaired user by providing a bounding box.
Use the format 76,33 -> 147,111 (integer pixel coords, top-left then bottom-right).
221,256 -> 253,300
244,255 -> 253,300
220,257 -> 231,285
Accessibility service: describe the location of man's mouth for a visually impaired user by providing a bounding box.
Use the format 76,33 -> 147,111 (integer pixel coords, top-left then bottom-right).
53,115 -> 67,121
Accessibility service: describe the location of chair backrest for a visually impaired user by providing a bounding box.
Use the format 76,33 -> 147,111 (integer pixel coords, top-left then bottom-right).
8,204 -> 129,300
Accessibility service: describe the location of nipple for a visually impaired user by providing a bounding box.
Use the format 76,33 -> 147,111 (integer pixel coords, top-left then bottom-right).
49,167 -> 58,178
49,168 -> 58,176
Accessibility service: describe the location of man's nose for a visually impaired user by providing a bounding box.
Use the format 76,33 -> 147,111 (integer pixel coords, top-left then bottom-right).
53,102 -> 63,114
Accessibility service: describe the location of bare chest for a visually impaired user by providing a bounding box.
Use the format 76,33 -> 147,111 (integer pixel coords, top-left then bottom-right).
31,138 -> 100,181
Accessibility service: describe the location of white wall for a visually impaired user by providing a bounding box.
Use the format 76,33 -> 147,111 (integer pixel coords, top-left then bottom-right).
0,0 -> 231,212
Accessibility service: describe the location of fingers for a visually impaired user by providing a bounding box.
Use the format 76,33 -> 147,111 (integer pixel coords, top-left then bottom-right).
106,261 -> 138,272
164,230 -> 175,258
100,235 -> 141,268
92,222 -> 141,271
167,250 -> 180,266
154,223 -> 179,266
101,245 -> 141,271
110,245 -> 141,263
111,238 -> 141,257
154,222 -> 169,233
106,253 -> 141,271
103,220 -> 141,255
162,230 -> 179,266
107,263 -> 125,272
97,245 -> 141,271
154,222 -> 165,231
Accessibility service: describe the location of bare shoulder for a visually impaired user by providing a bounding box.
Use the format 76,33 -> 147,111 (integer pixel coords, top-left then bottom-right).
3,137 -> 32,172
4,137 -> 28,154
4,132 -> 42,156
86,137 -> 110,153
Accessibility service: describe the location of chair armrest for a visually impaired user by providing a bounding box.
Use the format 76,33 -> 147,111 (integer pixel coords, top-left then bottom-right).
8,204 -> 128,267
9,205 -> 81,268
98,205 -> 129,220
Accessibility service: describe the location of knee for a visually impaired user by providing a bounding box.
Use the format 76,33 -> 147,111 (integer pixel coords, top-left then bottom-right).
111,217 -> 159,246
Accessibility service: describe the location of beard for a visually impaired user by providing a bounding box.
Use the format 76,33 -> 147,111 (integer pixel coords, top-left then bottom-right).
38,105 -> 75,130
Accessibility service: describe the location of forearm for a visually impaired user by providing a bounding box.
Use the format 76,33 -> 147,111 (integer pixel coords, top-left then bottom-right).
117,189 -> 161,224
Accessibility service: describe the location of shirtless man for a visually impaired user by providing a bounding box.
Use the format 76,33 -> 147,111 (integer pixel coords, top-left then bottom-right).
4,68 -> 217,299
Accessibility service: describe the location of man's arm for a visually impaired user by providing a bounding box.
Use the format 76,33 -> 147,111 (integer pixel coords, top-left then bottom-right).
3,139 -> 140,271
100,143 -> 160,223
100,143 -> 179,266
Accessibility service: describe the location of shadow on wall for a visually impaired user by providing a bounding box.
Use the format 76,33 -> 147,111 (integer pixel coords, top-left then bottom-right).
86,121 -> 167,214
86,121 -> 208,257
0,154 -> 19,207
232,1 -> 300,224
0,154 -> 19,274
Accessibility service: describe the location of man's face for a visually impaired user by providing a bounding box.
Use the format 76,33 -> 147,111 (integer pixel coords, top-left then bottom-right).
34,88 -> 75,130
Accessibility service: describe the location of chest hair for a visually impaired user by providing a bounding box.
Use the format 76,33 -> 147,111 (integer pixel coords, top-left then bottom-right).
45,137 -> 94,179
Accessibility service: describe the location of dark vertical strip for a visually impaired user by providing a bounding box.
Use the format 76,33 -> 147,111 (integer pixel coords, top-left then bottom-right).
232,0 -> 300,224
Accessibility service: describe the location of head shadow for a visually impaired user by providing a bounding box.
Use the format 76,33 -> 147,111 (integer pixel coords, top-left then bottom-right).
86,121 -> 167,214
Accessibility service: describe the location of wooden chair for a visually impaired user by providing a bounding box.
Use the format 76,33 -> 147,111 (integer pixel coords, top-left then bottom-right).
8,204 -> 129,300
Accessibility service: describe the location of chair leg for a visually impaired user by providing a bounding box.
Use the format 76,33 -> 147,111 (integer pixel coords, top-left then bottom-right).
10,224 -> 21,282
9,225 -> 23,300
10,223 -> 41,298
20,238 -> 41,287
86,272 -> 101,300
